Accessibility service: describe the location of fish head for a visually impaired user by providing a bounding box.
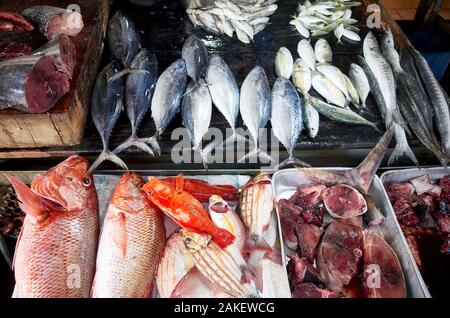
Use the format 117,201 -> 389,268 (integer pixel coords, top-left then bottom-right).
142,176 -> 174,199
110,172 -> 147,214
31,155 -> 97,213
171,59 -> 187,80
180,229 -> 210,251
208,195 -> 230,214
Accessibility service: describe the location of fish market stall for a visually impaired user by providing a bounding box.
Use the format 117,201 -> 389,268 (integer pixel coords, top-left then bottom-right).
0,0 -> 449,300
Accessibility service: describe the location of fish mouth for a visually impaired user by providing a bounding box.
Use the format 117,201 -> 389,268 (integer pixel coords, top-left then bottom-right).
209,195 -> 229,213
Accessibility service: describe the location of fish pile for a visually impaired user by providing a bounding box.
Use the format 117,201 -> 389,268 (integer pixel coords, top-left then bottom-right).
361,30 -> 450,166
186,0 -> 278,43
277,129 -> 406,298
290,0 -> 361,42
0,5 -> 83,113
273,39 -> 379,143
387,175 -> 450,261
146,174 -> 289,298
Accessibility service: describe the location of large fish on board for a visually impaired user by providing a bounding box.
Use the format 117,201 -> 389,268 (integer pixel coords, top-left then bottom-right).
107,11 -> 140,67
3,155 -> 99,298
142,174 -> 235,249
91,173 -> 165,298
182,34 -> 208,84
88,61 -> 127,173
141,59 -> 188,154
113,49 -> 158,156
363,31 -> 418,166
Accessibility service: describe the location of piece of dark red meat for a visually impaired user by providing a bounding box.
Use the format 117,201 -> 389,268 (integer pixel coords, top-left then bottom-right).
440,176 -> 450,202
295,223 -> 323,264
393,197 -> 419,226
0,10 -> 34,31
362,230 -> 406,298
278,199 -> 304,251
316,219 -> 363,292
387,183 -> 415,202
0,55 -> 70,113
292,282 -> 339,298
287,255 -> 323,288
293,184 -> 327,206
322,184 -> 367,218
289,189 -> 325,226
0,42 -> 32,62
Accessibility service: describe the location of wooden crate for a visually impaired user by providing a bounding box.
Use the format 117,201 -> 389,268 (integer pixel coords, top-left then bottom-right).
0,0 -> 110,149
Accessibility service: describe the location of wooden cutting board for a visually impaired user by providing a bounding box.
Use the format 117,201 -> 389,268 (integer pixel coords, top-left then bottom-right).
0,0 -> 110,149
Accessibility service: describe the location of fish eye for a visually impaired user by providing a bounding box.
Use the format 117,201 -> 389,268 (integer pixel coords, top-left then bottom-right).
83,178 -> 91,186
138,183 -> 143,190
184,237 -> 193,244
66,177 -> 73,182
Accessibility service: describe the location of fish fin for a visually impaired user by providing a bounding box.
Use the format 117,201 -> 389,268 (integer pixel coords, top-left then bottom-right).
263,248 -> 283,266
239,147 -> 275,164
238,147 -> 258,164
244,235 -> 272,254
388,124 -> 419,166
241,263 -> 263,293
107,68 -> 150,83
87,149 -> 128,174
193,146 -> 209,171
212,228 -> 235,249
276,155 -> 311,170
113,137 -> 154,156
175,173 -> 184,193
111,212 -> 127,257
141,135 -> 161,155
2,174 -> 48,221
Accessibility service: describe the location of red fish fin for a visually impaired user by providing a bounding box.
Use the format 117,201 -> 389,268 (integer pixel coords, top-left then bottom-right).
240,264 -> 262,292
175,173 -> 184,193
3,174 -> 48,221
244,235 -> 272,254
111,212 -> 127,257
212,228 -> 235,249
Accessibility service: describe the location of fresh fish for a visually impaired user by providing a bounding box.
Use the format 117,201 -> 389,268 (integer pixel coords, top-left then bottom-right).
181,79 -> 212,168
399,48 -> 434,131
303,101 -> 320,138
381,29 -> 403,74
182,34 -> 208,84
170,267 -> 232,298
297,39 -> 316,70
275,47 -> 293,78
314,38 -> 332,64
142,174 -> 235,249
309,96 -> 380,132
363,32 -> 418,166
342,27 -> 361,41
239,66 -> 272,161
156,232 -> 194,298
271,77 -> 308,167
113,49 -> 158,156
142,59 -> 188,154
180,230 -> 260,298
107,11 -> 141,67
312,71 -> 347,108
0,55 -> 70,113
409,48 -> 450,156
91,173 -> 165,298
22,5 -> 83,39
316,64 -> 349,104
292,58 -> 312,96
4,155 -> 99,297
343,73 -> 360,106
88,61 -> 127,173
291,19 -> 310,38
334,23 -> 344,43
349,63 -> 370,108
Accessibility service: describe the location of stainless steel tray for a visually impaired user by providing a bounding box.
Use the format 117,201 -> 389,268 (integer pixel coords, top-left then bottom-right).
272,168 -> 431,298
1,170 -> 291,298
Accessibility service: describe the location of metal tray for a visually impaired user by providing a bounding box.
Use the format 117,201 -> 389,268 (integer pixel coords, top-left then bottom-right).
271,168 -> 431,298
0,170 -> 291,298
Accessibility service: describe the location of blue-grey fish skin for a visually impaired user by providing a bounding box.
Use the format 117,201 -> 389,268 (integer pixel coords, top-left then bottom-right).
182,34 -> 208,83
151,58 -> 188,133
22,5 -> 65,34
126,49 -> 158,134
91,60 -> 124,148
271,77 -> 303,154
107,11 -> 141,68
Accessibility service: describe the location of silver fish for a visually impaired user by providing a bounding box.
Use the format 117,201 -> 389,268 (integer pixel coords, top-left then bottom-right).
88,61 -> 127,173
182,34 -> 209,84
316,64 -> 349,103
292,58 -> 312,96
349,63 -> 371,108
182,79 -> 212,168
314,38 -> 332,64
297,39 -> 316,70
343,73 -> 360,106
142,59 -> 188,154
239,66 -> 272,161
312,70 -> 347,108
275,47 -> 293,78
271,77 -> 308,167
205,55 -> 240,134
113,49 -> 158,156
381,29 -> 403,74
302,101 -> 320,138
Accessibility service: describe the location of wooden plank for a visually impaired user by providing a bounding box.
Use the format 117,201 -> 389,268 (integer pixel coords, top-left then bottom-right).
0,0 -> 110,148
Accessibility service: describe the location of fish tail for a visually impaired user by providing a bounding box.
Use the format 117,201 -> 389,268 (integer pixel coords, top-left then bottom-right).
87,149 -> 128,174
240,264 -> 262,293
276,154 -> 311,170
113,136 -> 154,156
107,68 -> 150,83
141,134 -> 161,155
388,124 -> 419,166
211,228 -> 235,249
193,146 -> 209,171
